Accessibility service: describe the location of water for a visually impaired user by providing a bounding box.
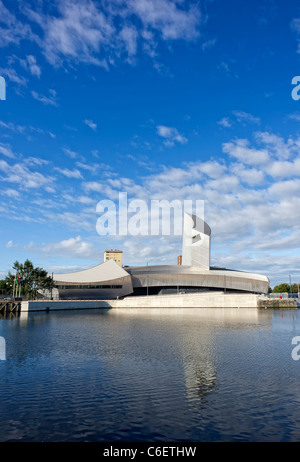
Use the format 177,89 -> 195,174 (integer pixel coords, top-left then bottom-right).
0,307 -> 300,442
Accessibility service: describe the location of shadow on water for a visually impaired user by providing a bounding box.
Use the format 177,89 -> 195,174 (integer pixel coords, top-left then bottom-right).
0,311 -> 20,320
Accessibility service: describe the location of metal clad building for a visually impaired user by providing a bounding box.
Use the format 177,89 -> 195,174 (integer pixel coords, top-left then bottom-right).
50,213 -> 269,300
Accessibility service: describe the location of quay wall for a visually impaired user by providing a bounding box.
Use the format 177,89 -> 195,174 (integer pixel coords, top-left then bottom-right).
257,297 -> 298,309
21,300 -> 111,311
109,293 -> 259,308
21,293 -> 262,312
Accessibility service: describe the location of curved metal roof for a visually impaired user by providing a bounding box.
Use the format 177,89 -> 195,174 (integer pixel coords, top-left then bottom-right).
52,258 -> 130,283
127,265 -> 268,282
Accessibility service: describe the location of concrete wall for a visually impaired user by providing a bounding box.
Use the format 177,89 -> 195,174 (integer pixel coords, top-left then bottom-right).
257,297 -> 298,309
109,293 -> 259,308
21,300 -> 111,311
21,292 -> 260,311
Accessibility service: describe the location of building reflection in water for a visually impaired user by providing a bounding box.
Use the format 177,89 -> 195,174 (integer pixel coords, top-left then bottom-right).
108,307 -> 265,406
2,307 -> 272,409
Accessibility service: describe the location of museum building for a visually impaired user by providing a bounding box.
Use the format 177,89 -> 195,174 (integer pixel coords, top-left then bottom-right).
49,213 -> 269,300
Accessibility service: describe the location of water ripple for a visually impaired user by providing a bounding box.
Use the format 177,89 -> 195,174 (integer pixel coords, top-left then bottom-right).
1,308 -> 300,441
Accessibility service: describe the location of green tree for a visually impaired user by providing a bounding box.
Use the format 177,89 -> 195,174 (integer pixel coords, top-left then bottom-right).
291,283 -> 300,294
272,283 -> 290,293
0,279 -> 9,295
5,259 -> 54,299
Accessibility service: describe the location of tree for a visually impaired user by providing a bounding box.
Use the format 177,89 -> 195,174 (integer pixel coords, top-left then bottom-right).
272,283 -> 300,294
0,280 -> 9,295
272,283 -> 290,293
291,283 -> 300,294
5,259 -> 54,299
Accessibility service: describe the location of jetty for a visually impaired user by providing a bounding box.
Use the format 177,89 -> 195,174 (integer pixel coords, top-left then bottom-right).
0,299 -> 21,316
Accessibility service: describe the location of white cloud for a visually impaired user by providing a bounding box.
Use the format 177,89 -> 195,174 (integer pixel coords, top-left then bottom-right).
25,55 -> 41,77
21,0 -> 202,68
206,175 -> 240,193
268,159 -> 300,178
24,156 -> 49,167
83,119 -> 97,131
156,125 -> 188,146
0,120 -> 27,134
217,117 -> 232,128
0,0 -> 33,47
32,89 -> 58,106
288,112 -> 300,122
218,111 -> 260,128
222,138 -> 270,165
188,160 -> 226,179
231,163 -> 265,186
232,110 -> 261,125
25,0 -> 114,67
25,236 -> 99,260
119,25 -> 138,58
291,17 -> 300,53
0,67 -> 27,87
75,161 -> 98,173
0,120 -> 55,138
127,0 -> 201,41
54,167 -> 83,179
6,240 -> 13,248
63,148 -> 80,159
15,54 -> 42,78
63,193 -> 95,205
0,143 -> 16,158
218,60 -> 238,79
255,131 -> 300,160
0,159 -> 55,191
2,188 -> 20,199
202,38 -> 217,51
268,179 -> 300,199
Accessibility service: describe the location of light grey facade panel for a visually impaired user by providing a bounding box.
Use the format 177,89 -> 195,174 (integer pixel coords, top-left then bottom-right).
128,266 -> 269,294
182,213 -> 211,269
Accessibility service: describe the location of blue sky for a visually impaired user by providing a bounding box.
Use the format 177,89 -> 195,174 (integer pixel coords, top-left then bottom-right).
1,0 -> 300,287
